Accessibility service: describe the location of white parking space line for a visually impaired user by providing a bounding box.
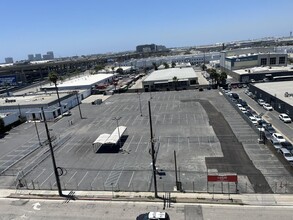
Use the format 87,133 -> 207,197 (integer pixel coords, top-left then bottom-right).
66,171 -> 77,185
78,171 -> 88,186
29,169 -> 46,186
135,136 -> 143,152
128,171 -> 135,188
125,136 -> 134,151
131,115 -> 139,126
90,171 -> 100,186
40,171 -> 54,187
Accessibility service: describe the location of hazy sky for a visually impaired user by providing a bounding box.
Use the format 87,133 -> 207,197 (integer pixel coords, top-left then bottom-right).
1,0 -> 293,62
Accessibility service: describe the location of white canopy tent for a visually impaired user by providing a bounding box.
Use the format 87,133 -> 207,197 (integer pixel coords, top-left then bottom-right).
93,126 -> 127,152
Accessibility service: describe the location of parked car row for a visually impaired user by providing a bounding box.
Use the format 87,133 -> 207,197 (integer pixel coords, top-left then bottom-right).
242,89 -> 293,163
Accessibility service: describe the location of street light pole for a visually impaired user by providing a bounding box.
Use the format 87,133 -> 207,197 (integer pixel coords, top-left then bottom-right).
75,92 -> 83,119
138,93 -> 143,116
41,107 -> 63,196
113,117 -> 122,149
34,120 -> 42,147
148,101 -> 158,198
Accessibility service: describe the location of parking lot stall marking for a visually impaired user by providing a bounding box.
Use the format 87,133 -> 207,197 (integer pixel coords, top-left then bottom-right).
127,171 -> 135,188
90,171 -> 101,186
135,136 -> 143,153
123,116 -> 132,126
66,171 -> 77,186
40,171 -> 54,187
104,162 -> 125,187
66,137 -> 87,154
78,171 -> 89,186
27,169 -> 46,187
125,135 -> 134,152
131,115 -> 139,126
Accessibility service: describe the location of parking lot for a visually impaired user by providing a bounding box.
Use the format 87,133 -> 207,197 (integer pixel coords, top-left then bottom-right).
2,89 -> 293,193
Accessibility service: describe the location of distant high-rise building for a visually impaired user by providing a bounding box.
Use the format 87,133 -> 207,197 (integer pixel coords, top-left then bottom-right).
136,44 -> 167,53
35,54 -> 42,61
43,54 -> 50,60
46,51 -> 54,59
5,57 -> 13,63
28,54 -> 34,61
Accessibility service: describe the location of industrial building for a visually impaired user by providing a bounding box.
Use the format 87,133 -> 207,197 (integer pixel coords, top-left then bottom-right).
249,81 -> 293,118
220,51 -> 287,72
231,65 -> 293,82
0,90 -> 90,121
42,73 -> 114,91
219,47 -> 290,82
142,67 -> 198,91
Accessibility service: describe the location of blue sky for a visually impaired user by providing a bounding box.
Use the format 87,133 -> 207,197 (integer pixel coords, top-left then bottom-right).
1,0 -> 293,62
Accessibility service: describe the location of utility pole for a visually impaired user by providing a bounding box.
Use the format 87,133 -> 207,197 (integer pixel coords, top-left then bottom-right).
148,101 -> 158,198
34,120 -> 42,147
75,92 -> 83,119
138,93 -> 143,116
41,107 -> 63,196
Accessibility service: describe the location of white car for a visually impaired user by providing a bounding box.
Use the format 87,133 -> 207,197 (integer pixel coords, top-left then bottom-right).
272,133 -> 286,143
249,116 -> 258,126
279,114 -> 292,123
236,104 -> 242,108
253,115 -> 262,121
278,148 -> 293,162
239,107 -> 248,114
257,99 -> 265,106
263,103 -> 273,111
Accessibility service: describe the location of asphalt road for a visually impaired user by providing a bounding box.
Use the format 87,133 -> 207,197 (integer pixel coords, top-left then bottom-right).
1,197 -> 293,220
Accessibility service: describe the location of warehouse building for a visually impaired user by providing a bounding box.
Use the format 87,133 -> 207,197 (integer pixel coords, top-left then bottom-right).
232,65 -> 293,82
41,73 -> 114,91
142,67 -> 198,91
0,90 -> 89,121
249,81 -> 293,118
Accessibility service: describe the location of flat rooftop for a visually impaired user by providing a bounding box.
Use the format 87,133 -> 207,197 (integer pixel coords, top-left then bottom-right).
253,81 -> 293,106
143,67 -> 198,82
43,73 -> 114,89
227,52 -> 286,59
234,65 -> 293,75
0,92 -> 68,107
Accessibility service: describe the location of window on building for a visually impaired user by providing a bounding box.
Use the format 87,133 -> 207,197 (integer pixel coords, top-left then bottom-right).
260,58 -> 267,66
270,57 -> 276,65
279,57 -> 285,64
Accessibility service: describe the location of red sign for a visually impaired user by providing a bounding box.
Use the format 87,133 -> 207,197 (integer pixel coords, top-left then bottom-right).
207,175 -> 238,183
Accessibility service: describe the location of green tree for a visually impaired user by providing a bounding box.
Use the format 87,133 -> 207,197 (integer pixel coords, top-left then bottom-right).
116,68 -> 124,75
48,71 -> 62,109
152,62 -> 158,70
219,72 -> 227,85
94,64 -> 105,72
173,76 -> 178,90
163,62 -> 169,69
171,62 -> 176,68
201,64 -> 207,71
209,69 -> 218,86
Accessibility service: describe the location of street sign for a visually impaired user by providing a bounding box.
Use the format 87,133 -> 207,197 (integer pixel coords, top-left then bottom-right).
207,174 -> 237,183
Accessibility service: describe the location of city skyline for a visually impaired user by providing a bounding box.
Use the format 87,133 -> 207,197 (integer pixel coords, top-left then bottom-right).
1,0 -> 293,62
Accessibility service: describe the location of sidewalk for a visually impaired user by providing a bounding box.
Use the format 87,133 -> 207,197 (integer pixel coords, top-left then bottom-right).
2,189 -> 293,206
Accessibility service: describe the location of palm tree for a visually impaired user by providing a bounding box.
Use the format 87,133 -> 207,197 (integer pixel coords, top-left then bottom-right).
163,62 -> 169,69
173,76 -> 178,90
48,71 -> 62,111
209,69 -> 217,85
219,72 -> 227,85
